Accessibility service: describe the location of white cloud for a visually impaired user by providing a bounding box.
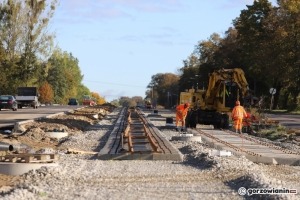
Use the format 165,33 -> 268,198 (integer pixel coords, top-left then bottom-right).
54,0 -> 184,24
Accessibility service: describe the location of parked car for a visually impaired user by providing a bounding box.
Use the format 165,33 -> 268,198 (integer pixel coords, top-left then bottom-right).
82,98 -> 96,106
0,95 -> 18,111
68,98 -> 79,106
82,95 -> 96,106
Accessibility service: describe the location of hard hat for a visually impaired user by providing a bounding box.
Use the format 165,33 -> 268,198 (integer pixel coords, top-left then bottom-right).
236,101 -> 240,105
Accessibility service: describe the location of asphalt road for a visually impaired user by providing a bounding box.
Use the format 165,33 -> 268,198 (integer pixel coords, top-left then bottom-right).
266,113 -> 300,130
0,105 -> 83,129
1,106 -> 299,131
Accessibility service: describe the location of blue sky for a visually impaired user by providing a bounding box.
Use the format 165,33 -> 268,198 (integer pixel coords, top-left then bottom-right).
50,0 -> 276,102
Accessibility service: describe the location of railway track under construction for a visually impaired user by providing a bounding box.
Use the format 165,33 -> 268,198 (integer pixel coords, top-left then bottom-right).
98,107 -> 300,164
189,127 -> 300,165
98,107 -> 183,161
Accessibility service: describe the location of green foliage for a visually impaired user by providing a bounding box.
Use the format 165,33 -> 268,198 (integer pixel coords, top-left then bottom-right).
147,73 -> 179,108
0,0 -> 58,93
110,99 -> 120,107
276,125 -> 286,132
76,84 -> 91,103
45,49 -> 85,104
0,0 -> 299,110
119,96 -> 137,107
178,63 -> 199,92
259,128 -> 286,141
131,96 -> 144,106
175,0 -> 300,110
116,96 -> 144,108
0,0 -> 106,102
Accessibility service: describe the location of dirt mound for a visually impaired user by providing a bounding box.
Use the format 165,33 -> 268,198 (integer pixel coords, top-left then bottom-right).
0,104 -> 115,188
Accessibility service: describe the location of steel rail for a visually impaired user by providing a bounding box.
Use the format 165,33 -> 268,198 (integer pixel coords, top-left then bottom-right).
108,107 -> 127,154
123,108 -> 162,153
137,109 -> 173,154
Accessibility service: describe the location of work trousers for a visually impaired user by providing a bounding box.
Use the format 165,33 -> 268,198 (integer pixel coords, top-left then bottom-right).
176,113 -> 186,127
234,118 -> 243,131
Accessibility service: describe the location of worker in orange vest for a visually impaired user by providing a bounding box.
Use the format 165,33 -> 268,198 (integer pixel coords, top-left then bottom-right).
231,100 -> 247,134
176,103 -> 190,131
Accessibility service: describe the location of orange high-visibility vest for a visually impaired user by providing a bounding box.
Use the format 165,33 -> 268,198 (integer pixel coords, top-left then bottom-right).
176,104 -> 188,118
232,105 -> 246,119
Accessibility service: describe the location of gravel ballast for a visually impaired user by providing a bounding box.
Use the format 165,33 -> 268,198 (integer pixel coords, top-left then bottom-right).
1,108 -> 300,200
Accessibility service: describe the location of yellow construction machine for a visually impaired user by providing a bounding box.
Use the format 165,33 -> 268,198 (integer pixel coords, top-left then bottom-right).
144,98 -> 152,109
180,68 -> 251,129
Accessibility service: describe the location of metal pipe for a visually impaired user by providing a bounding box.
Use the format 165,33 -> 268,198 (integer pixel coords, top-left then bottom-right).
11,143 -> 32,153
0,142 -> 14,151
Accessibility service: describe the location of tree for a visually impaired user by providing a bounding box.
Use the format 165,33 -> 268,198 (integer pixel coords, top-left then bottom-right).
91,92 -> 106,105
0,0 -> 97,107
0,0 -> 57,88
110,99 -> 120,107
18,0 -> 57,85
213,28 -> 242,69
0,0 -> 25,92
178,62 -> 199,93
46,49 -> 84,104
192,33 -> 223,90
0,44 -> 11,94
171,0 -> 300,110
38,81 -> 54,104
272,0 -> 300,109
131,96 -> 144,106
76,84 -> 91,102
147,73 -> 179,108
233,0 -> 274,96
119,96 -> 136,107
233,0 -> 299,109
117,96 -> 144,107
196,33 -> 222,68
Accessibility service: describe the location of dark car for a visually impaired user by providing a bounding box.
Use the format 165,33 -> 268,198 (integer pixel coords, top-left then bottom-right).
68,98 -> 79,106
0,95 -> 18,111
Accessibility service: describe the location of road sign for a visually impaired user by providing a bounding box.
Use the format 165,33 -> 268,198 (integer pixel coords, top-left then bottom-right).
269,88 -> 276,110
269,88 -> 276,95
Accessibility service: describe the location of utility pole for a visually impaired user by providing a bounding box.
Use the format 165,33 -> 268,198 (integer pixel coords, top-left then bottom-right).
151,87 -> 153,101
269,88 -> 276,110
